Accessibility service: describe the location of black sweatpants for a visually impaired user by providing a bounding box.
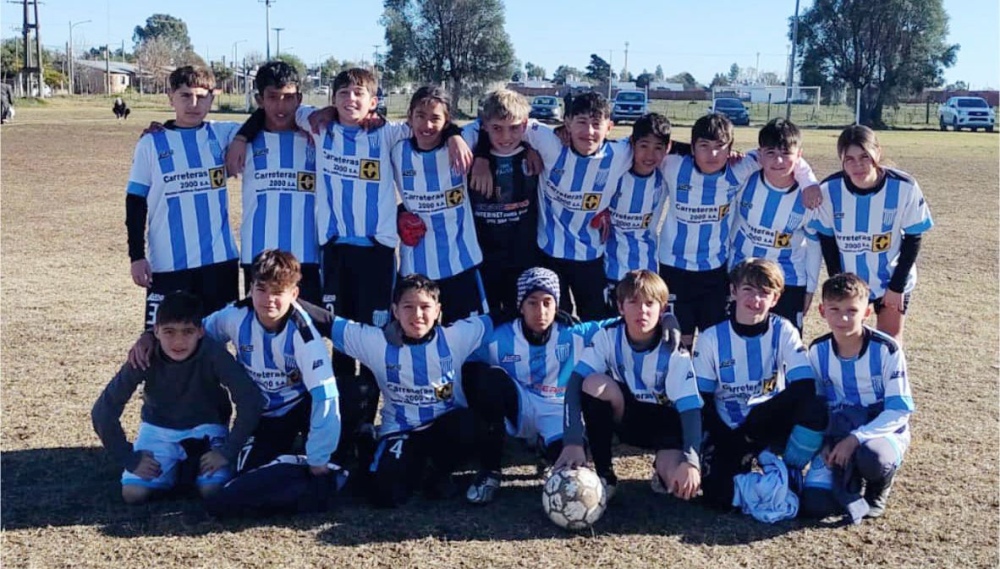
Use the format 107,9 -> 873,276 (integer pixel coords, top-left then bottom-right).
541,253 -> 612,321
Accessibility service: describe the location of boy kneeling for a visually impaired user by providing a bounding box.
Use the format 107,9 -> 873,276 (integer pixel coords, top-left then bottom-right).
93,292 -> 262,504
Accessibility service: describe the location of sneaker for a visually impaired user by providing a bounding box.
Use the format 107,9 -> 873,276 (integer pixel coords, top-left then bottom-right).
465,470 -> 502,504
599,471 -> 618,501
864,470 -> 896,519
650,468 -> 669,495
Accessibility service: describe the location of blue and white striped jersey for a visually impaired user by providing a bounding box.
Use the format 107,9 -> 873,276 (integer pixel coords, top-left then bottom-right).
393,139 -> 483,279
605,169 -> 668,280
523,123 -> 633,261
295,106 -> 411,248
471,318 -> 610,402
694,315 -> 815,429
730,171 -> 821,291
657,153 -> 818,271
810,169 -> 934,298
330,315 -> 492,436
809,326 -> 914,443
202,300 -> 340,466
126,122 -> 240,273
240,130 -> 319,265
574,320 -> 703,411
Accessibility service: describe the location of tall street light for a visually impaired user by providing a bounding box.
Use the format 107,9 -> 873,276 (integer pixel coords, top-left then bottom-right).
260,0 -> 276,59
272,27 -> 284,57
785,0 -> 801,119
232,39 -> 247,93
69,19 -> 91,95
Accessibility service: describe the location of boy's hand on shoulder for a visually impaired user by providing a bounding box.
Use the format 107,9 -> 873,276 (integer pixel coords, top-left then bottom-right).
826,435 -> 860,468
199,450 -> 229,475
139,121 -> 164,139
133,451 -> 162,480
127,331 -> 156,371
553,444 -> 587,471
130,259 -> 153,289
447,135 -> 473,175
397,211 -> 427,247
524,147 -> 543,176
727,149 -> 746,166
554,125 -> 570,147
359,111 -> 385,131
802,184 -> 822,209
670,463 -> 701,500
308,106 -> 338,134
225,136 -> 247,176
469,157 -> 494,197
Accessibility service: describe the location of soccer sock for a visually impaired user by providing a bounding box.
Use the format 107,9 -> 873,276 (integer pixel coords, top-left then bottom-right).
783,425 -> 824,469
581,393 -> 615,479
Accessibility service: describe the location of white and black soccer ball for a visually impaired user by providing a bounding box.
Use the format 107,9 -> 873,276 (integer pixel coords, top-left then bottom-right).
541,466 -> 607,531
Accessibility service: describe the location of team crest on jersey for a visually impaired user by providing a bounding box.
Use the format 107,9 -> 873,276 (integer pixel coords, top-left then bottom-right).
446,188 -> 465,207
297,172 -> 316,192
555,343 -> 571,362
500,354 -> 521,363
761,375 -> 777,395
786,212 -> 803,229
372,310 -> 390,327
209,167 -> 226,188
582,193 -> 601,211
717,204 -> 731,220
871,232 -> 892,252
773,232 -> 793,248
433,380 -> 454,401
359,159 -> 380,180
882,209 -> 897,227
440,356 -> 454,374
642,213 -> 652,229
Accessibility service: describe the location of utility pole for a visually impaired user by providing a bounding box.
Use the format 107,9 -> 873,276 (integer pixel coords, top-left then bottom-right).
260,0 -> 275,60
623,41 -> 629,81
68,19 -> 91,95
373,44 -> 379,87
16,0 -> 44,97
785,0 -> 801,119
608,50 -> 613,100
272,27 -> 284,57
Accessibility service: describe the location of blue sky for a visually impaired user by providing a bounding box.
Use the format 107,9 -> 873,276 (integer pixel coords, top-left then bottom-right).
3,0 -> 997,89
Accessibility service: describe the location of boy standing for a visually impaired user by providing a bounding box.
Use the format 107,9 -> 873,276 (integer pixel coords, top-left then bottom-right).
557,270 -> 704,500
237,61 -> 321,305
126,66 -> 241,329
808,273 -> 914,519
730,118 -> 820,332
694,258 -> 828,509
93,292 -> 262,504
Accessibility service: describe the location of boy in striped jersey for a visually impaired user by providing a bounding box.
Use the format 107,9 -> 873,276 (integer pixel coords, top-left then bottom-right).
557,270 -> 703,500
808,273 -> 914,519
603,114 -> 672,307
730,118 -> 821,333
393,86 -> 488,323
126,66 -> 241,330
694,258 -> 828,509
129,251 -> 345,478
657,114 -> 821,349
327,275 -> 493,507
463,267 -> 612,503
237,61 -> 321,305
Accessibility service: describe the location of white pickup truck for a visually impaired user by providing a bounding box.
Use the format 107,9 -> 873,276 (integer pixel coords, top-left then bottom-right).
938,96 -> 995,132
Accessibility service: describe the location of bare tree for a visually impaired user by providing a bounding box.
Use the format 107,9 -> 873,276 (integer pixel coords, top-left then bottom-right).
136,37 -> 173,93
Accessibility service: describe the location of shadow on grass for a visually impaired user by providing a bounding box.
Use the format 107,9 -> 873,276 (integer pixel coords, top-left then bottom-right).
2,446 -> 817,544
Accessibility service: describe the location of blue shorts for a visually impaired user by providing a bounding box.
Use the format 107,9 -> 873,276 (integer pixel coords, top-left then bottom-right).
121,422 -> 231,489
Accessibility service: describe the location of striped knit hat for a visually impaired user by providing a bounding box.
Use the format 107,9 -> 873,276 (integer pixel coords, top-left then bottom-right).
516,267 -> 561,308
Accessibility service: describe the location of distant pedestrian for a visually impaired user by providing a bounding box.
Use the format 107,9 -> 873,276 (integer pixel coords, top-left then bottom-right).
113,97 -> 131,120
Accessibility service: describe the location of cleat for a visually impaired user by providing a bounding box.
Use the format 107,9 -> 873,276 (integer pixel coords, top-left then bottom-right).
465,470 -> 501,504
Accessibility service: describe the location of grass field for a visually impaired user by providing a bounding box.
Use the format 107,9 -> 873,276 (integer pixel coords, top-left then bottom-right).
1,100 -> 998,568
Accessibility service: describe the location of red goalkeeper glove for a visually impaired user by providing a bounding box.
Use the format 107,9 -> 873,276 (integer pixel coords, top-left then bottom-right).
398,211 -> 427,247
589,209 -> 611,243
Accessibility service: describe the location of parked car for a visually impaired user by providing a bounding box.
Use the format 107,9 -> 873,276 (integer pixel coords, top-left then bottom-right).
610,90 -> 648,123
529,96 -> 563,122
938,96 -> 995,132
709,97 -> 750,126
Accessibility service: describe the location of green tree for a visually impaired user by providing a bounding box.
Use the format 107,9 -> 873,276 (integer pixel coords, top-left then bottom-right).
727,63 -> 741,83
381,0 -> 515,110
709,73 -> 729,89
654,64 -> 664,81
794,0 -> 958,127
667,72 -> 700,90
133,14 -> 199,67
585,54 -> 611,84
274,53 -> 308,77
524,61 -> 546,80
1,38 -> 66,89
552,65 -> 583,85
635,72 -> 655,89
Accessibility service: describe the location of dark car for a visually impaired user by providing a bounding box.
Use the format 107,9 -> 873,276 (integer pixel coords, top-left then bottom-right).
710,97 -> 750,126
529,96 -> 563,122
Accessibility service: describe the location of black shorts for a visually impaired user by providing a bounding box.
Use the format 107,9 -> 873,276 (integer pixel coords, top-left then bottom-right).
242,262 -> 322,307
433,267 -> 489,325
145,259 -> 239,329
321,241 -> 395,326
872,292 -> 911,315
771,285 -> 807,333
541,254 -> 613,321
658,264 -> 729,336
237,397 -> 312,473
615,387 -> 683,451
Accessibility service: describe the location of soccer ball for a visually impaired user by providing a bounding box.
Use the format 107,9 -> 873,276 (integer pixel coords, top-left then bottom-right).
541,467 -> 607,531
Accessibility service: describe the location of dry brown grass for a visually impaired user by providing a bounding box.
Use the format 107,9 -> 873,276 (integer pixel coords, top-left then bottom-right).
2,101 -> 997,568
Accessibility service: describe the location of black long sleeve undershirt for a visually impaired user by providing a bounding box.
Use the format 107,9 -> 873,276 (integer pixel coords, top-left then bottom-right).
125,194 -> 148,262
818,233 -> 843,276
887,234 -> 922,293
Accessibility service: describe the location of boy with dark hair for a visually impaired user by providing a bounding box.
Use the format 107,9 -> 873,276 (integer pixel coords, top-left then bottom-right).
556,269 -> 703,500
93,291 -> 262,504
806,273 -> 914,520
694,258 -> 828,509
237,60 -> 321,305
729,118 -> 821,333
603,113 -> 672,307
326,274 -> 493,507
126,65 -> 242,330
657,114 -> 821,348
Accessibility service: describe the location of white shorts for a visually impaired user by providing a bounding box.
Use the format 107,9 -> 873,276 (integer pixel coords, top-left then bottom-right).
121,422 -> 231,489
506,387 -> 564,446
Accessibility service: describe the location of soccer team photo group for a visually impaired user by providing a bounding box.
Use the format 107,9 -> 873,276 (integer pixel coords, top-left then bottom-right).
1,0 -> 998,567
